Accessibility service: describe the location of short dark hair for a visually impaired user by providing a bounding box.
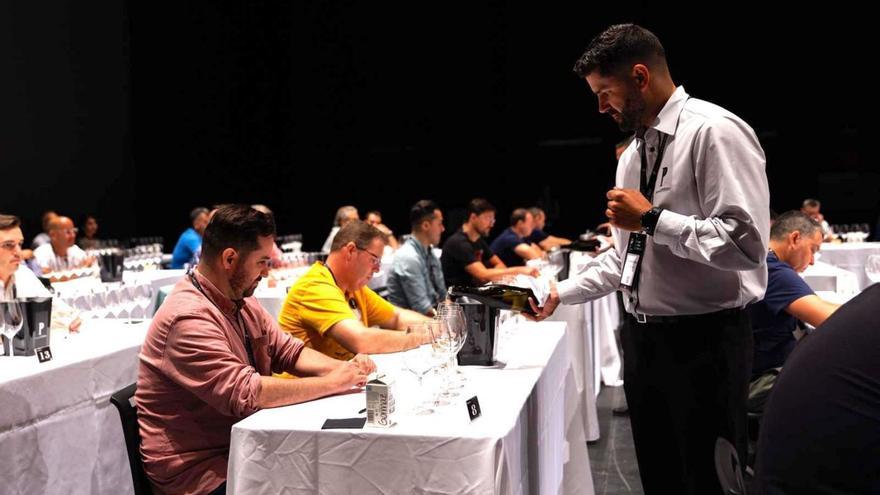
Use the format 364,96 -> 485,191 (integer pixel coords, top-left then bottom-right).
201,205 -> 275,260
366,210 -> 382,219
510,208 -> 530,227
467,198 -> 496,217
0,214 -> 21,230
190,207 -> 210,223
410,200 -> 440,228
770,211 -> 822,241
331,220 -> 385,252
527,207 -> 544,219
573,24 -> 667,78
801,198 -> 821,209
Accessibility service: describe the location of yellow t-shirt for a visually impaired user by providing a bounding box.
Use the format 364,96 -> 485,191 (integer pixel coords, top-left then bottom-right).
278,262 -> 395,361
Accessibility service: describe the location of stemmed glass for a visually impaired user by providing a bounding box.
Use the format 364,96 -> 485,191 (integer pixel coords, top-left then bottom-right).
866,255 -> 880,285
1,301 -> 25,359
437,302 -> 468,387
402,330 -> 438,415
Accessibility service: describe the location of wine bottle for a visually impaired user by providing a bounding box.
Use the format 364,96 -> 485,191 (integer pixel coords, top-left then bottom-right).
567,237 -> 601,252
448,284 -> 538,315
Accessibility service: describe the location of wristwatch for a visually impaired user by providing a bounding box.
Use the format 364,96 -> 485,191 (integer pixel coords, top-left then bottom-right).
640,207 -> 664,236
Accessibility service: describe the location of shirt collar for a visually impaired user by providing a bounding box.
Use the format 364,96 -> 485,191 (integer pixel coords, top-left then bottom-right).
0,272 -> 14,299
191,268 -> 240,316
406,235 -> 431,257
648,85 -> 688,137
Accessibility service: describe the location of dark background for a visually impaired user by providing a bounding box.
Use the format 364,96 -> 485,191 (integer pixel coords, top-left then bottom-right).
2,2 -> 875,250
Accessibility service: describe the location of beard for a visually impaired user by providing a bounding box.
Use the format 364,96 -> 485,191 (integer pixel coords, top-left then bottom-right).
614,91 -> 647,132
230,267 -> 261,299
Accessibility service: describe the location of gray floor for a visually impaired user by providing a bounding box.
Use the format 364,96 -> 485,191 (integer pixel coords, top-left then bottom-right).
587,386 -> 644,495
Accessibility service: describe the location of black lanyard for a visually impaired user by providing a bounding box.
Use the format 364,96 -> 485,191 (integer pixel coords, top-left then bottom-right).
187,270 -> 257,368
639,131 -> 670,203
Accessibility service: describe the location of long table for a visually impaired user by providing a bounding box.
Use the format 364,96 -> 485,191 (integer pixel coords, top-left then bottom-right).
0,319 -> 148,495
227,321 -> 593,494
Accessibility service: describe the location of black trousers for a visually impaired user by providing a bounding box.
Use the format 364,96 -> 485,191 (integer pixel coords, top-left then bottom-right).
621,309 -> 752,495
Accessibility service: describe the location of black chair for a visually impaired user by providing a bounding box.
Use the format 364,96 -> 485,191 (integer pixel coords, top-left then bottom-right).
715,436 -> 748,495
110,383 -> 153,495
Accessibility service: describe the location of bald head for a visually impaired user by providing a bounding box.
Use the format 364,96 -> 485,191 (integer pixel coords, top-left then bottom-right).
48,216 -> 77,253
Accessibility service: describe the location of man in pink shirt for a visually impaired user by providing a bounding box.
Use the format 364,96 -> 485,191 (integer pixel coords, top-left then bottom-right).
137,205 -> 375,495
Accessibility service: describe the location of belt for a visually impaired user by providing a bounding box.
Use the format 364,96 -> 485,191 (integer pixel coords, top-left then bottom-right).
630,307 -> 743,324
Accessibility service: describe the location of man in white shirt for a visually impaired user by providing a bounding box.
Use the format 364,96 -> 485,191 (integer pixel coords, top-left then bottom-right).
321,205 -> 359,253
32,215 -> 95,278
0,214 -> 81,335
531,24 -> 769,493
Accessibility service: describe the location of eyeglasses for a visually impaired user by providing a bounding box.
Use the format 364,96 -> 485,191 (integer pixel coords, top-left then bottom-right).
356,246 -> 382,268
0,240 -> 23,251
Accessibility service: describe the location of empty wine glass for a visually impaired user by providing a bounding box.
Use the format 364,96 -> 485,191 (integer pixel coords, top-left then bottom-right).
1,301 -> 25,359
402,341 -> 437,415
866,255 -> 880,285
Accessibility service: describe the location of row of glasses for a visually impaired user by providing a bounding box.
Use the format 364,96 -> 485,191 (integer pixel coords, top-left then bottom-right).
830,224 -> 872,243
65,283 -> 153,320
401,302 -> 470,414
1,301 -> 24,359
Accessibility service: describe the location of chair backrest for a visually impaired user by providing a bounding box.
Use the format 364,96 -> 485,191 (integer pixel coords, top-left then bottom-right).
715,436 -> 748,495
110,383 -> 153,495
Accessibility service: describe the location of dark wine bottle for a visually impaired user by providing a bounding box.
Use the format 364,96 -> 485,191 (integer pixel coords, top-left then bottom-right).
567,237 -> 601,252
448,284 -> 538,315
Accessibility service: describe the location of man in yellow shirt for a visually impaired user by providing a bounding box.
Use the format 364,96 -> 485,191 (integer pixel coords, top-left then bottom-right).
279,220 -> 432,361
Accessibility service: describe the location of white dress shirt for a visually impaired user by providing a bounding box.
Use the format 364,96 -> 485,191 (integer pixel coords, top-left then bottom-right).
558,86 -> 770,316
32,243 -> 92,274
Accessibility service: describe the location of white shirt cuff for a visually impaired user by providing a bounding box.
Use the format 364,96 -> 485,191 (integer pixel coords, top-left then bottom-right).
556,279 -> 584,306
652,209 -> 687,247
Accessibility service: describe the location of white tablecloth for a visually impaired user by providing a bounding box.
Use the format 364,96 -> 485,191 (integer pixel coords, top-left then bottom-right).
817,242 -> 880,290
0,319 -> 148,495
801,260 -> 860,295
228,321 -> 593,495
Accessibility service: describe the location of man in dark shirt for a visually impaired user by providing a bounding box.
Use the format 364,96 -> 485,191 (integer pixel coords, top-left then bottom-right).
441,199 -> 537,288
750,211 -> 839,377
755,283 -> 880,494
490,208 -> 543,267
525,207 -> 571,251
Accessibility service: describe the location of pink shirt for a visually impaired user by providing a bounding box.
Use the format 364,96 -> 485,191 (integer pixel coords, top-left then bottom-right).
136,269 -> 305,495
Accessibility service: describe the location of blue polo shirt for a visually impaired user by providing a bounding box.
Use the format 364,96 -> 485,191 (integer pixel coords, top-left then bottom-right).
170,228 -> 202,269
489,228 -> 528,267
749,251 -> 814,376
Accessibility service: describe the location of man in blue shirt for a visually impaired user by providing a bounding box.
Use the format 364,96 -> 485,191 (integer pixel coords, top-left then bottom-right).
750,210 -> 839,377
525,207 -> 571,251
387,200 -> 446,316
489,208 -> 543,267
171,207 -> 210,269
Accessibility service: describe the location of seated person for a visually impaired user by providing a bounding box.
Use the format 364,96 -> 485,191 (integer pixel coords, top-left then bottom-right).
31,210 -> 58,250
526,207 -> 572,251
800,198 -> 834,242
321,205 -> 359,253
490,208 -> 544,267
279,220 -> 431,361
170,207 -> 210,269
77,215 -> 101,250
0,214 -> 81,332
32,215 -> 96,278
388,200 -> 446,316
749,211 -> 839,410
441,199 -> 538,288
137,205 -> 375,495
755,283 -> 880,494
365,210 -> 400,250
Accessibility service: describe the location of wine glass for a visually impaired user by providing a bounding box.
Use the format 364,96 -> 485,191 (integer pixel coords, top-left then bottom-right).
866,255 -> 880,285
1,301 -> 25,359
402,341 -> 437,415
437,302 -> 468,387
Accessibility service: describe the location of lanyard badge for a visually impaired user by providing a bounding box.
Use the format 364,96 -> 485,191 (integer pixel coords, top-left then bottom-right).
619,232 -> 647,291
